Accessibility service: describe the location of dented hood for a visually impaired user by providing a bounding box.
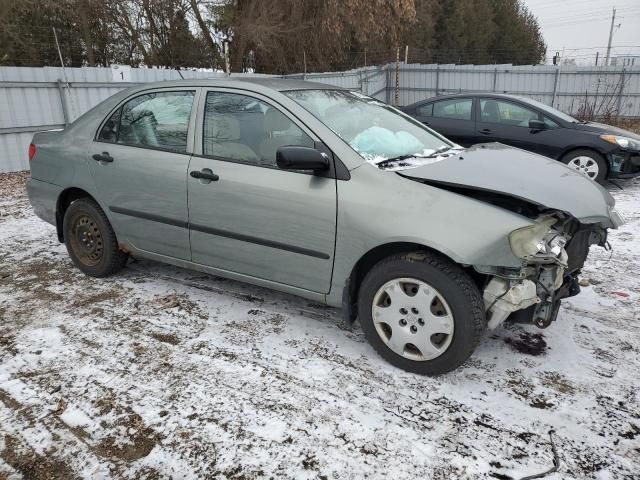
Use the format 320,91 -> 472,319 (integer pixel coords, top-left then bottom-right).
398,143 -> 615,224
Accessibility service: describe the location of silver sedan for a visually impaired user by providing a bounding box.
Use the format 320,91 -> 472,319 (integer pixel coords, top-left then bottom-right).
26,79 -> 622,374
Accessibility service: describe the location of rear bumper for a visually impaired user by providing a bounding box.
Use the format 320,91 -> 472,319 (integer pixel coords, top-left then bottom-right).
26,178 -> 62,227
608,150 -> 640,178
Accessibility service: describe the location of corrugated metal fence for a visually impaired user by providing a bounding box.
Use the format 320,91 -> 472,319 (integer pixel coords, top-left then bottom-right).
394,64 -> 640,117
1,63 -> 638,172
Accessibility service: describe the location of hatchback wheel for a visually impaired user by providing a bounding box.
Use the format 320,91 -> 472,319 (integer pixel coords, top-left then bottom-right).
357,252 -> 485,375
63,198 -> 127,277
561,149 -> 607,184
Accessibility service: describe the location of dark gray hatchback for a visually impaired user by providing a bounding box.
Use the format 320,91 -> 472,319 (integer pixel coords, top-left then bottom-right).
401,93 -> 640,184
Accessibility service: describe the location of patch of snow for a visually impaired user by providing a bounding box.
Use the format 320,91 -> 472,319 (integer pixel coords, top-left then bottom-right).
0,172 -> 639,478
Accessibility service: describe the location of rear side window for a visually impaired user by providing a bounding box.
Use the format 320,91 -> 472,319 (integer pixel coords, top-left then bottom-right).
98,91 -> 194,153
203,91 -> 314,168
416,103 -> 433,116
432,99 -> 472,120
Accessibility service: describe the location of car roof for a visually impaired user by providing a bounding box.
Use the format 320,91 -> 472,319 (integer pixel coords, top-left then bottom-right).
127,77 -> 340,93
406,92 -> 531,106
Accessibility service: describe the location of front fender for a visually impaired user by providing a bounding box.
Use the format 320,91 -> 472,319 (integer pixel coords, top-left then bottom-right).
326,165 -> 533,306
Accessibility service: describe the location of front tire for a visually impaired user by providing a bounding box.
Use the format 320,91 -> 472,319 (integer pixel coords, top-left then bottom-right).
63,198 -> 127,277
357,252 -> 485,375
561,149 -> 607,184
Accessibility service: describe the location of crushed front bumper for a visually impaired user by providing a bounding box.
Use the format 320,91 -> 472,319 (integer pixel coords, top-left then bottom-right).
480,222 -> 607,330
608,150 -> 640,178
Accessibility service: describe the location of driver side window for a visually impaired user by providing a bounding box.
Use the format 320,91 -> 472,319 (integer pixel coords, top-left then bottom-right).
203,91 -> 314,168
480,100 -> 540,127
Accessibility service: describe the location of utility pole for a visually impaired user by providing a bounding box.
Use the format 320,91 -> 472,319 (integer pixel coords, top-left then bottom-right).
595,51 -> 599,66
395,46 -> 400,106
605,7 -> 616,66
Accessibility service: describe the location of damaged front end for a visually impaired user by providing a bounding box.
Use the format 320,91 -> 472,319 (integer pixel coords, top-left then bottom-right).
477,213 -> 610,330
393,143 -> 625,330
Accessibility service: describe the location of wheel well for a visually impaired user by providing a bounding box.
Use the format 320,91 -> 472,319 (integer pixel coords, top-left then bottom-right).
344,242 -> 473,324
559,147 -> 609,175
55,187 -> 96,242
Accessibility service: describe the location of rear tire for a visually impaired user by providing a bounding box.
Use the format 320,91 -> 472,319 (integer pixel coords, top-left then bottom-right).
357,251 -> 485,375
561,149 -> 607,184
63,198 -> 127,277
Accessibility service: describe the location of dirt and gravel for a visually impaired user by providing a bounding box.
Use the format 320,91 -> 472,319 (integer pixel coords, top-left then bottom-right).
0,171 -> 639,479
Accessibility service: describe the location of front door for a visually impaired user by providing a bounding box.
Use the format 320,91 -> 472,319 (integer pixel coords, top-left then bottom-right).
187,90 -> 337,293
88,89 -> 197,260
475,98 -> 558,157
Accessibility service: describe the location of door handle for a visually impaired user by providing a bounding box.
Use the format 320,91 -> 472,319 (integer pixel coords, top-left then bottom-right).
190,170 -> 219,181
92,152 -> 114,163
480,129 -> 493,135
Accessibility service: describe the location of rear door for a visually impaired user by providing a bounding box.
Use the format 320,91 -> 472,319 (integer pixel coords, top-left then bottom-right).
422,97 -> 476,146
187,89 -> 337,293
475,98 -> 560,157
88,89 -> 198,259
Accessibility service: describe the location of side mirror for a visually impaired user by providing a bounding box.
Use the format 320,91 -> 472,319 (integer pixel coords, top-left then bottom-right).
276,146 -> 330,172
529,119 -> 546,130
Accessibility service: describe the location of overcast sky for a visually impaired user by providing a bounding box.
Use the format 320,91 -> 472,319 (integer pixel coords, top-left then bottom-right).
523,0 -> 640,64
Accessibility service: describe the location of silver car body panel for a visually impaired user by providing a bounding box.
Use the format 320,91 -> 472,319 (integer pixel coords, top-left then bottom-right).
26,78 -> 617,309
395,143 -> 615,226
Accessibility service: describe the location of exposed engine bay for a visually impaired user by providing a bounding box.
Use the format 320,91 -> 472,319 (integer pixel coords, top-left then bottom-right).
476,215 -> 607,330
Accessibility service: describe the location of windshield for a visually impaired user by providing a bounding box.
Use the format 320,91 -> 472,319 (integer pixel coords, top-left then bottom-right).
519,97 -> 580,123
283,89 -> 455,165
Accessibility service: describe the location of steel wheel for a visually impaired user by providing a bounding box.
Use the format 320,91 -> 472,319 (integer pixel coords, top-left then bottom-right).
372,277 -> 454,361
567,155 -> 599,180
69,214 -> 104,267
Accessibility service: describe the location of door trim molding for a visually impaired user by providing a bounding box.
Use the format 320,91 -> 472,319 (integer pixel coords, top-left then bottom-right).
109,206 -> 188,228
109,206 -> 330,260
189,223 -> 330,260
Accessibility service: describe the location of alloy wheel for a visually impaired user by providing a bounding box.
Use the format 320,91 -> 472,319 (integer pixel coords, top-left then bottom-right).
371,277 -> 455,361
567,155 -> 599,180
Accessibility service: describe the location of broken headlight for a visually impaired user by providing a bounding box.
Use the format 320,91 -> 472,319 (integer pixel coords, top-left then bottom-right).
509,217 -> 567,263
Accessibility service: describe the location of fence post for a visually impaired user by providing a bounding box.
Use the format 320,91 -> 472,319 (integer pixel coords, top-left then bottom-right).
551,67 -> 560,108
394,46 -> 400,106
56,79 -> 70,126
385,66 -> 391,104
616,68 -> 626,117
492,67 -> 498,92
435,65 -> 439,97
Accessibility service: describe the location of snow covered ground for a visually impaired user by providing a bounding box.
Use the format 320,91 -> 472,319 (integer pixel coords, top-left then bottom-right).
0,172 -> 638,479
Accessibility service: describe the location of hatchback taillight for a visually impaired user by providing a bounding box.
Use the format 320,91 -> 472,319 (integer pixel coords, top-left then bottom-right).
28,143 -> 36,162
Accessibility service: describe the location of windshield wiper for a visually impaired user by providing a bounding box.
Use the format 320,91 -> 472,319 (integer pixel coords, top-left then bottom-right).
375,146 -> 452,169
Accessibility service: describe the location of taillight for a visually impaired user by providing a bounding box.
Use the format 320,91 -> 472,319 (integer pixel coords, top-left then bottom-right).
28,143 -> 37,162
